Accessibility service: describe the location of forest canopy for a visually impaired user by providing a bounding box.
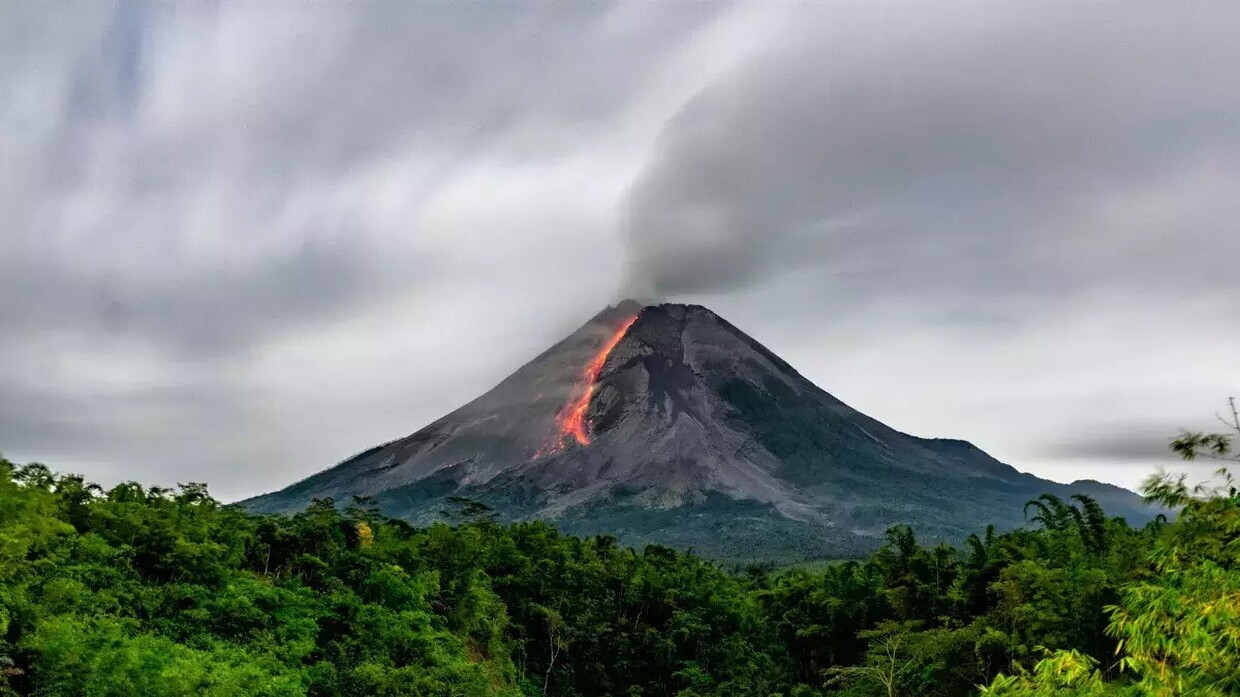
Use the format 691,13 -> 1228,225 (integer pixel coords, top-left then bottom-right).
1,410 -> 1237,696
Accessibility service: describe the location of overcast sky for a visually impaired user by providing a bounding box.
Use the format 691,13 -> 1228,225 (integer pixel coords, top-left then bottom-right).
3,1 -> 1238,500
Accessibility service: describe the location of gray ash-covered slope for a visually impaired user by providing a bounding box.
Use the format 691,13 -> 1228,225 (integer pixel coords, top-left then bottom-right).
244,301 -> 1147,562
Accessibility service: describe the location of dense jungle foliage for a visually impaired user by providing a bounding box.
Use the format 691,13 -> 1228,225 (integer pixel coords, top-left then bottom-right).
1,409 -> 1237,696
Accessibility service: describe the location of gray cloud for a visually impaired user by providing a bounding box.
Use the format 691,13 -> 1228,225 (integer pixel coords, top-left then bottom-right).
1048,429 -> 1189,463
2,0 -> 1238,499
8,2 -> 743,361
3,0 -> 726,356
622,2 -> 1240,309
1,0 -> 730,495
1036,419 -> 1238,493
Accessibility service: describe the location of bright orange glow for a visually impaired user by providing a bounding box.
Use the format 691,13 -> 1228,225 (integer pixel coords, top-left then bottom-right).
539,315 -> 638,455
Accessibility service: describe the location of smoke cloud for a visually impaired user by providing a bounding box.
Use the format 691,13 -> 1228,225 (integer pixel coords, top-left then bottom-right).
621,2 -> 1240,305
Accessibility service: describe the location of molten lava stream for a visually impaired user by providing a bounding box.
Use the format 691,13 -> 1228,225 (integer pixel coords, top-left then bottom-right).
539,315 -> 638,456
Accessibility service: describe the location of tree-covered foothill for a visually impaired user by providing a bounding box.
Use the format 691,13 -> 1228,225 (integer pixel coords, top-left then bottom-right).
1,404 -> 1237,696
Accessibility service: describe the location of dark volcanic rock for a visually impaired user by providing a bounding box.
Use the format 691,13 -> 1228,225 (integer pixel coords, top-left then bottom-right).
243,301 -> 1150,562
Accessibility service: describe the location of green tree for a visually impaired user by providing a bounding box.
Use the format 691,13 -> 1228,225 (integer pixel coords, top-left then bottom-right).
984,398 -> 1240,696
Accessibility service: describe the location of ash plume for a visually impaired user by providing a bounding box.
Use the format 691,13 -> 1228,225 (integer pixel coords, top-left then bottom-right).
619,2 -> 1240,304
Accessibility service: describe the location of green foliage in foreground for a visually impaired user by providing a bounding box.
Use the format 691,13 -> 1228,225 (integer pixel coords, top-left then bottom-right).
982,401 -> 1240,697
1,407 -> 1237,696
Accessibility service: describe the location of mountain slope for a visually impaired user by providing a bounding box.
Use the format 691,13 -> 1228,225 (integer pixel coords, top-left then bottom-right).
244,301 -> 1148,561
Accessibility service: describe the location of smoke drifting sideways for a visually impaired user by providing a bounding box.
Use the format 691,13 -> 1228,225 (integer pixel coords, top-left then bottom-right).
616,20 -> 905,302
615,18 -> 960,302
616,2 -> 1240,309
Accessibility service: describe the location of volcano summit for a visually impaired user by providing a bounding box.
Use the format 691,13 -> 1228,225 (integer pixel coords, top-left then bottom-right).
245,301 -> 1146,561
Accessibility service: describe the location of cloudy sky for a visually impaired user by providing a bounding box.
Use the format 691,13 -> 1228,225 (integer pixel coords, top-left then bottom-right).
3,1 -> 1238,500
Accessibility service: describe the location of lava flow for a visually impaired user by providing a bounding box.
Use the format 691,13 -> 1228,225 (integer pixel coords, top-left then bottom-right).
539,314 -> 638,455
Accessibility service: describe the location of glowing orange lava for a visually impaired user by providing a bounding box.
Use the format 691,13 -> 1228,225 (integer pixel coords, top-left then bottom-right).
541,315 -> 638,455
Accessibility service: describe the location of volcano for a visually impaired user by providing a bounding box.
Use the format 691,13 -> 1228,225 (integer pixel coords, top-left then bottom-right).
244,301 -> 1147,561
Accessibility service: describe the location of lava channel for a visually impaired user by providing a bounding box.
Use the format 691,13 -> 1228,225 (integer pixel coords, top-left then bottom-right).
537,315 -> 638,456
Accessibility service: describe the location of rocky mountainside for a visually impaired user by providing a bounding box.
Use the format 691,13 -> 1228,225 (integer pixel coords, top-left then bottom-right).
244,301 -> 1148,562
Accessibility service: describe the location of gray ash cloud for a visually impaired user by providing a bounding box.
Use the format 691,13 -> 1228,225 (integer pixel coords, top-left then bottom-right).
620,2 -> 1240,306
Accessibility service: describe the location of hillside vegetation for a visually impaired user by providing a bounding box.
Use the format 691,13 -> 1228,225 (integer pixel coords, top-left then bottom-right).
1,415 -> 1236,696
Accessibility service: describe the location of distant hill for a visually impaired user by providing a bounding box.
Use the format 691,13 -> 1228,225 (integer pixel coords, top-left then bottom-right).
244,301 -> 1149,562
